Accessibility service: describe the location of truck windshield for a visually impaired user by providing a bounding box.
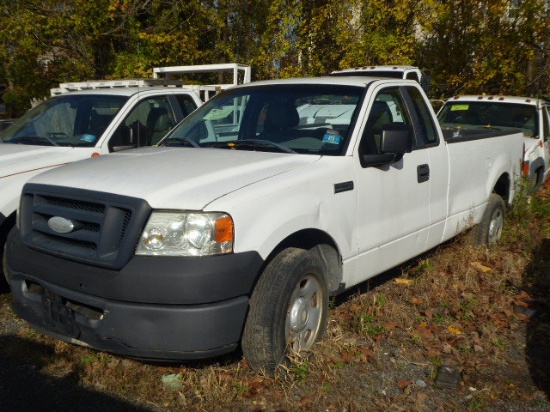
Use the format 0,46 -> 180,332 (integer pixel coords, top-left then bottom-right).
161,84 -> 363,155
438,101 -> 539,138
0,94 -> 128,147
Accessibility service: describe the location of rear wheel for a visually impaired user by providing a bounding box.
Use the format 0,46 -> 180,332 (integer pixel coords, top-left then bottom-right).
1,240 -> 9,289
476,193 -> 506,245
242,248 -> 328,374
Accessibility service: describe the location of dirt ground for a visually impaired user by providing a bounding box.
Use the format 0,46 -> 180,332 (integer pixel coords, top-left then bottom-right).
0,184 -> 549,412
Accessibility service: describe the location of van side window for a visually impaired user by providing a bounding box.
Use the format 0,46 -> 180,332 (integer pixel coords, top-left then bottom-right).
359,87 -> 412,155
543,106 -> 550,141
406,86 -> 439,147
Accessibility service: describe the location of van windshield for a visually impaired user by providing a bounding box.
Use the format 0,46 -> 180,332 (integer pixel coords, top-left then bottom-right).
161,84 -> 363,155
0,94 -> 128,147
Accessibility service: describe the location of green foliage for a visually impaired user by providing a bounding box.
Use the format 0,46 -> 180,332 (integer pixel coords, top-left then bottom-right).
290,359 -> 310,381
2,0 -> 550,112
2,87 -> 37,117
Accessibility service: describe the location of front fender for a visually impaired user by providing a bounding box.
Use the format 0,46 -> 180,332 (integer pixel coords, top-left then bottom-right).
206,157 -> 357,262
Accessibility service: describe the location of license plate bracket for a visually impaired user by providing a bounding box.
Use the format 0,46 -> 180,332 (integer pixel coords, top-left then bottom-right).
43,290 -> 80,338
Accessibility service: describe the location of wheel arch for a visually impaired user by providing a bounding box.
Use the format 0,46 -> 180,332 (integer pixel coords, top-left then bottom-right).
0,211 -> 17,281
529,157 -> 545,188
258,229 -> 343,295
492,172 -> 512,205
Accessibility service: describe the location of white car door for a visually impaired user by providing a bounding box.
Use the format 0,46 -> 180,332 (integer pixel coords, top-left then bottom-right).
350,85 -> 439,285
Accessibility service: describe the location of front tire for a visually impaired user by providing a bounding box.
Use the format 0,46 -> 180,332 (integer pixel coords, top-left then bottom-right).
476,193 -> 506,245
242,248 -> 328,374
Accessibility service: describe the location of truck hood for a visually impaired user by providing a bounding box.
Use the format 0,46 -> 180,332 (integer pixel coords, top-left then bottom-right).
29,147 -> 321,210
0,144 -> 85,178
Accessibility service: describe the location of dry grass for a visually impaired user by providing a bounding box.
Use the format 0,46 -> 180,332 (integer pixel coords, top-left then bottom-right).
1,182 -> 549,411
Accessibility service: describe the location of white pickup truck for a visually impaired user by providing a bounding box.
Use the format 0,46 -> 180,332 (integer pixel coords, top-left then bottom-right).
0,63 -> 251,284
438,95 -> 550,190
6,76 -> 523,374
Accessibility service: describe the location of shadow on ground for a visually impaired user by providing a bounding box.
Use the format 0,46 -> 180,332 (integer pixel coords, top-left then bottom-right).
525,238 -> 550,401
0,335 -> 157,412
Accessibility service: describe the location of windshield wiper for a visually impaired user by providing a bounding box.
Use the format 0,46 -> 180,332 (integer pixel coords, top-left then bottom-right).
208,139 -> 297,154
7,135 -> 59,146
160,137 -> 201,148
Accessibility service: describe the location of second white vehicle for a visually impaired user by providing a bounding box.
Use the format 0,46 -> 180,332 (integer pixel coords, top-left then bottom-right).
438,95 -> 550,190
0,63 -> 251,283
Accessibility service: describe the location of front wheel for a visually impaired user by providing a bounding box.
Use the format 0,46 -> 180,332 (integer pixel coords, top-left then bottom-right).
476,193 -> 506,245
242,248 -> 328,374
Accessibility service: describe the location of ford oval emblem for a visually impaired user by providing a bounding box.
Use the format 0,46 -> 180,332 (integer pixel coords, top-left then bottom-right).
48,216 -> 76,234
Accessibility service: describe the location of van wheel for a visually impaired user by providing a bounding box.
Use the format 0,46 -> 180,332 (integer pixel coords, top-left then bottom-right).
476,193 -> 506,245
242,248 -> 328,374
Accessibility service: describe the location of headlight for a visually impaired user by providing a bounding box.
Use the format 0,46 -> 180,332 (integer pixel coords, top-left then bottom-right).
135,211 -> 233,256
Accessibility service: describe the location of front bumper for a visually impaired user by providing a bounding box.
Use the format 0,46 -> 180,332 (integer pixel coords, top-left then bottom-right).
7,229 -> 264,360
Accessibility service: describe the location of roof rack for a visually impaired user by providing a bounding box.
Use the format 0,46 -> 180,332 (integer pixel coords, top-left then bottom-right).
51,63 -> 252,101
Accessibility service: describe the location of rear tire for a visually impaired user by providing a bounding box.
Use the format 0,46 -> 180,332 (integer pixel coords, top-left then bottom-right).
242,248 -> 328,374
476,193 -> 506,245
1,243 -> 9,289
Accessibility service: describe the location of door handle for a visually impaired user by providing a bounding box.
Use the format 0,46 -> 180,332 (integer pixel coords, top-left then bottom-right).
417,164 -> 430,183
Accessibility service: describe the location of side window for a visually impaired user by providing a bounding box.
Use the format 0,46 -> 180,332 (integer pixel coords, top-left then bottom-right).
175,94 -> 198,118
109,96 -> 175,151
406,86 -> 439,147
406,72 -> 420,82
543,107 -> 550,141
359,87 -> 411,155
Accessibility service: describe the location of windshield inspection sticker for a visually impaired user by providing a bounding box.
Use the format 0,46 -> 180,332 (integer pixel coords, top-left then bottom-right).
322,129 -> 342,145
80,134 -> 97,143
450,104 -> 469,111
203,107 -> 234,121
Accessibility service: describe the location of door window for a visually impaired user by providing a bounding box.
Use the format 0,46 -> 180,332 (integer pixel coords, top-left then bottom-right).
359,87 -> 412,156
406,86 -> 439,147
110,96 -> 175,151
543,107 -> 550,141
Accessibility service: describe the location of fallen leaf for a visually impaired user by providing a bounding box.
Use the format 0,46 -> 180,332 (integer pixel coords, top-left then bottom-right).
425,348 -> 440,358
357,346 -> 373,360
517,290 -> 531,300
341,350 -> 355,362
349,303 -> 362,313
383,321 -> 400,330
471,262 -> 492,273
395,278 -> 414,285
514,299 -> 529,308
424,309 -> 435,320
410,296 -> 424,305
397,379 -> 413,390
299,397 -> 313,409
416,392 -> 429,402
448,326 -> 462,335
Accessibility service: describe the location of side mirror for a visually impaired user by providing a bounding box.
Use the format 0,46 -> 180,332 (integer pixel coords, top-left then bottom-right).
361,124 -> 413,167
